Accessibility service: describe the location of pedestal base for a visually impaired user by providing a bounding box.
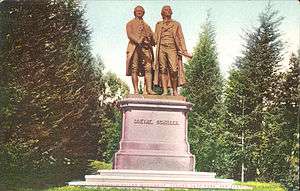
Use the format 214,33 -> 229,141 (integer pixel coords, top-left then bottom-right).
68,96 -> 250,189
69,170 -> 251,190
114,152 -> 194,171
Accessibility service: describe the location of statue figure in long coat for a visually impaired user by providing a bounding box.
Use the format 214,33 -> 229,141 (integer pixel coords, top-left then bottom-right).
154,5 -> 192,96
126,6 -> 156,95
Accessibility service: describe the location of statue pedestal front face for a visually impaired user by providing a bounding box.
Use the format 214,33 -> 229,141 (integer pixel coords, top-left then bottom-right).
113,95 -> 195,171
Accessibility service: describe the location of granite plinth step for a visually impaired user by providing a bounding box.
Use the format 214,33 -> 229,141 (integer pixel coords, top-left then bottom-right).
68,170 -> 251,190
96,169 -> 216,178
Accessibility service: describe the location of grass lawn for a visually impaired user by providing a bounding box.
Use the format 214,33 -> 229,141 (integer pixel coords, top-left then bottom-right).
18,181 -> 286,191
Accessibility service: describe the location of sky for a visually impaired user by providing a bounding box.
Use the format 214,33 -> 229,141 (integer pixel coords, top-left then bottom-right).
83,0 -> 299,91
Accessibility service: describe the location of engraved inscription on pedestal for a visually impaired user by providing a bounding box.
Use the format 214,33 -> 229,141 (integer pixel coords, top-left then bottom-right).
125,110 -> 185,143
133,118 -> 179,126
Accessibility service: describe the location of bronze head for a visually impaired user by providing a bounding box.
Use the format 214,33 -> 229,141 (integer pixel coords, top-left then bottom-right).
161,5 -> 172,19
134,6 -> 145,18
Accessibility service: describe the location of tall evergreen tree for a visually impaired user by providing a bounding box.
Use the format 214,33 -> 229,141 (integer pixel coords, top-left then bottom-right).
224,4 -> 284,181
182,16 -> 224,173
0,0 -> 104,188
273,51 -> 299,190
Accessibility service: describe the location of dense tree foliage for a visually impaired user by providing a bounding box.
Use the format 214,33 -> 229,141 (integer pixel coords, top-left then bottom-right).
181,5 -> 298,190
224,5 -> 299,190
273,52 -> 299,190
0,0 -> 128,189
182,16 -> 225,173
97,71 -> 129,163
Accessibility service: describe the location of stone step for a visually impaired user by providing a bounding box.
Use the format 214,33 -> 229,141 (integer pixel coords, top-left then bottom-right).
68,170 -> 251,190
97,169 -> 216,179
86,175 -> 233,183
69,180 -> 250,190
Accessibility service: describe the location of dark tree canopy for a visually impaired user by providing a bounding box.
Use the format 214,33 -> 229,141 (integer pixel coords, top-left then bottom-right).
0,0 -> 107,188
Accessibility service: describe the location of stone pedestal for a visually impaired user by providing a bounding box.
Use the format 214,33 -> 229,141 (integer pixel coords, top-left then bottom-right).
113,95 -> 195,171
68,95 -> 251,190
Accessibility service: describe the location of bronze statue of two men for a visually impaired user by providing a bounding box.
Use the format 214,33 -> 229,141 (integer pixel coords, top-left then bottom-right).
126,5 -> 192,96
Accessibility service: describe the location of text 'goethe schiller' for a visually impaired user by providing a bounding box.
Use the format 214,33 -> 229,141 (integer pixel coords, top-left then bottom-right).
133,119 -> 180,126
